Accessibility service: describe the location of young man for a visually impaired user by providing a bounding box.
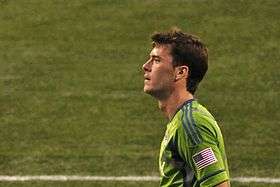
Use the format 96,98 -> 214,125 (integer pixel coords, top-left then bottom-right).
142,29 -> 230,187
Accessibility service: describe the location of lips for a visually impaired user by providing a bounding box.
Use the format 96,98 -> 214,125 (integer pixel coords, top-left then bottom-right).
144,74 -> 150,80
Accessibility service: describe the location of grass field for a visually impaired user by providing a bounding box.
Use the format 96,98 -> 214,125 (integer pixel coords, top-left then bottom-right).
0,181 -> 280,187
0,0 -> 279,186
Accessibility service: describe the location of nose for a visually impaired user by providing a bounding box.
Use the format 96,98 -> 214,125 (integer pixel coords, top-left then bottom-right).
142,59 -> 151,72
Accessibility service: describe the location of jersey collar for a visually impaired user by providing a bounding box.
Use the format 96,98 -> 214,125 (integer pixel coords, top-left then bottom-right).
169,98 -> 195,122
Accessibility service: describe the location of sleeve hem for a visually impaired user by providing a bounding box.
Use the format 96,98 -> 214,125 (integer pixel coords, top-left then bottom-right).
200,170 -> 229,187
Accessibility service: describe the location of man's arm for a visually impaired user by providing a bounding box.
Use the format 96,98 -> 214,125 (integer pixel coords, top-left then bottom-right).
215,180 -> 230,187
176,108 -> 230,187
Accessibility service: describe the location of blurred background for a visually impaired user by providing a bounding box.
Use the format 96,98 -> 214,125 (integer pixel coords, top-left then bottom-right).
0,0 -> 279,186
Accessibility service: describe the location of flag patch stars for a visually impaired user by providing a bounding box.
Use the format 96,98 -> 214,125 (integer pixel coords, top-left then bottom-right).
192,147 -> 217,170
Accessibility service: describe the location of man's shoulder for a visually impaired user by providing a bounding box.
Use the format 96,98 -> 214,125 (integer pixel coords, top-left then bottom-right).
180,100 -> 216,124
192,101 -> 215,119
188,101 -> 219,130
177,100 -> 222,145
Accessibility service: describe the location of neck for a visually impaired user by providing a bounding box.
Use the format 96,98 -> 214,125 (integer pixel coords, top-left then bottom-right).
158,91 -> 193,120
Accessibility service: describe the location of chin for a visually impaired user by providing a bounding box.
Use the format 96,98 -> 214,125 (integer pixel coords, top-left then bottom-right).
143,86 -> 153,94
144,88 -> 160,99
143,87 -> 151,94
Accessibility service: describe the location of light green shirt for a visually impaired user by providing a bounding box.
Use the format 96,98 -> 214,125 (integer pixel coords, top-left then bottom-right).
159,99 -> 229,186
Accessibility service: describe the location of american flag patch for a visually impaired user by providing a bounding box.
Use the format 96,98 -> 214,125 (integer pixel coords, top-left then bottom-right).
192,147 -> 217,170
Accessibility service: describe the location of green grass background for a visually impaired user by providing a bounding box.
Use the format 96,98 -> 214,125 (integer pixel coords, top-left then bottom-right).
1,181 -> 280,187
0,0 -> 279,186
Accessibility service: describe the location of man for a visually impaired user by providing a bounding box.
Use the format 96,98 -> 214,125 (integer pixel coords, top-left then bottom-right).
142,28 -> 230,187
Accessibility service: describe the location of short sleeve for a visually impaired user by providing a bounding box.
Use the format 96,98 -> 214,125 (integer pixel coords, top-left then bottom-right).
176,119 -> 229,186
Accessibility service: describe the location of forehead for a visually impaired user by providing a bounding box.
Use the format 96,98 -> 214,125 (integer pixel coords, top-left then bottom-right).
150,44 -> 172,58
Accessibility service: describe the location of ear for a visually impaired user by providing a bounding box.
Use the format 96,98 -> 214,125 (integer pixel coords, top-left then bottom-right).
175,66 -> 189,81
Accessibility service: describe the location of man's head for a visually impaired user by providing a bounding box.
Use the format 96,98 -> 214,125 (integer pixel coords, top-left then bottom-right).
142,28 -> 208,98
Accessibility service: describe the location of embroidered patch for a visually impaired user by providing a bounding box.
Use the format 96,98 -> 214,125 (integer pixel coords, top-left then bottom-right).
192,147 -> 217,170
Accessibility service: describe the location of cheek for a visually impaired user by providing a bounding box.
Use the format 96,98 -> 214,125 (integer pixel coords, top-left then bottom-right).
153,68 -> 174,85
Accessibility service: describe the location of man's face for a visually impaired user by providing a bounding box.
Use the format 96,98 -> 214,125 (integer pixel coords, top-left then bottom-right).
142,44 -> 175,99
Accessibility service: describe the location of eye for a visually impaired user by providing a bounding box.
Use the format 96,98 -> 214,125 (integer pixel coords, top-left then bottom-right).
154,58 -> 161,63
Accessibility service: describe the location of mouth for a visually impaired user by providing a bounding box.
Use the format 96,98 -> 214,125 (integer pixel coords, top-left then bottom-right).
144,78 -> 151,83
144,75 -> 150,81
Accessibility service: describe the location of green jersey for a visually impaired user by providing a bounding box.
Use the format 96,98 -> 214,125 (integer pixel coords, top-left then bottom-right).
159,99 -> 229,187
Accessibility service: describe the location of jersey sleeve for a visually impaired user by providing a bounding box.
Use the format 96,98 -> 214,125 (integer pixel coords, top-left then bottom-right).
176,115 -> 229,186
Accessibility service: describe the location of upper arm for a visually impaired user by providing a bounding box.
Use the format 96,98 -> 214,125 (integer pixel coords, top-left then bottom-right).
176,112 -> 230,186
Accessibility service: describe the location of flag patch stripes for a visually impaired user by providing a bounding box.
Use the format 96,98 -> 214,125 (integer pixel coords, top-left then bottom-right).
192,147 -> 217,170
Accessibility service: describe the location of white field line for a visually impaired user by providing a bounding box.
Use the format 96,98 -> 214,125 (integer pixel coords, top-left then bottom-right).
231,177 -> 280,183
0,176 -> 279,183
0,176 -> 159,182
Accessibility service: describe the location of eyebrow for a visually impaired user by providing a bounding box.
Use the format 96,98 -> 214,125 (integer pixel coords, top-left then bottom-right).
150,55 -> 162,60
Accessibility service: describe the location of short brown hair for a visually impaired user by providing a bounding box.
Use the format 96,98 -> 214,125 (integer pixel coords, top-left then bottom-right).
151,28 -> 208,94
